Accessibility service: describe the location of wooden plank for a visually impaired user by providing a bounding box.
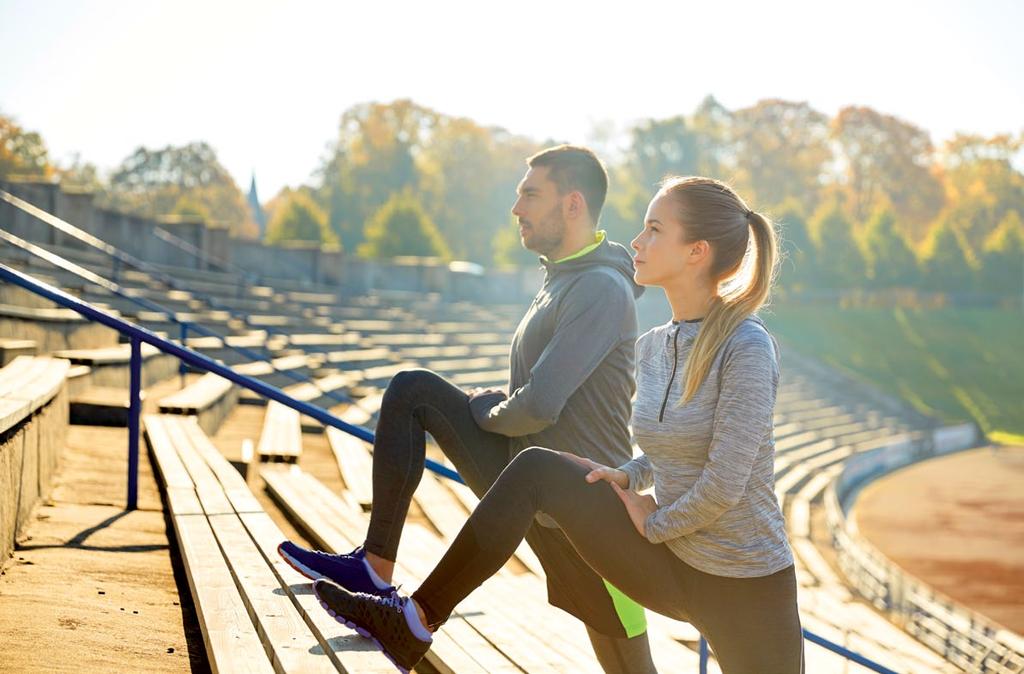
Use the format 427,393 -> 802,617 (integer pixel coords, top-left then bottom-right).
171,512 -> 274,674
143,414 -> 196,491
267,468 -> 592,672
177,416 -> 264,515
207,513 -> 337,673
325,427 -> 374,510
238,511 -> 397,674
262,468 -> 498,674
257,401 -> 302,461
0,397 -> 30,435
158,417 -> 234,516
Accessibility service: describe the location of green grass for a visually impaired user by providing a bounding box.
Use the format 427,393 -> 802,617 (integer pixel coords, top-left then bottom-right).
762,305 -> 1024,440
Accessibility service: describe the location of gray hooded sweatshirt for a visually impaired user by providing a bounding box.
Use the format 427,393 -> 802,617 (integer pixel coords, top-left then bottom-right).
470,235 -> 643,469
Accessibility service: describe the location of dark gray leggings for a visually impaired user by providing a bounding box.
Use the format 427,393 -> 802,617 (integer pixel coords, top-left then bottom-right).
412,446 -> 805,674
364,369 -> 656,673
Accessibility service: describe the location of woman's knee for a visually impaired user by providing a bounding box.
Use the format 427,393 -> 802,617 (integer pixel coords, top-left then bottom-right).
385,368 -> 444,403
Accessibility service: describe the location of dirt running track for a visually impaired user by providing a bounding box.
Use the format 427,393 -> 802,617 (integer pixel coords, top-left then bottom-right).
853,444 -> 1024,634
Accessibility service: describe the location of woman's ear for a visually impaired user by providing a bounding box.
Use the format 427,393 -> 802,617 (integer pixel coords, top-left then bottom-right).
690,240 -> 711,262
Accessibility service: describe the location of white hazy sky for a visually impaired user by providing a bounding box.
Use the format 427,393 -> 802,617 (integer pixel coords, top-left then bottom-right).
1,0 -> 1021,200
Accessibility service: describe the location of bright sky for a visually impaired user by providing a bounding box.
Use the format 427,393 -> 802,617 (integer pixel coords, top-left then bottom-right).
1,0 -> 1021,200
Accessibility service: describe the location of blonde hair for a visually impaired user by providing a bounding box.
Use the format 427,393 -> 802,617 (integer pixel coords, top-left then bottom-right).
658,177 -> 779,404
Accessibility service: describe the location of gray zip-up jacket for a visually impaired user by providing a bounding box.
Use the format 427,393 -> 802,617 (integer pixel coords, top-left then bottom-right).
469,236 -> 643,470
619,316 -> 795,578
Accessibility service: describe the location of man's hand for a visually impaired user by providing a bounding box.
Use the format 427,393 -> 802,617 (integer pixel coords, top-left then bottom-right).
559,452 -> 629,489
468,387 -> 506,401
610,482 -> 658,538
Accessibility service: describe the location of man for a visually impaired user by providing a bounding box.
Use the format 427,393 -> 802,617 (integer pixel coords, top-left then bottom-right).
279,145 -> 656,672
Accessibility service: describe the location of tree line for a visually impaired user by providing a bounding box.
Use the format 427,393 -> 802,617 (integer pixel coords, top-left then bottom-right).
1,98 -> 1022,295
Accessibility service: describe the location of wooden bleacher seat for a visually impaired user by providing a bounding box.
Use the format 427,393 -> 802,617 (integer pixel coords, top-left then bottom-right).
158,372 -> 238,435
143,414 -> 395,673
52,342 -> 178,388
256,401 -> 301,463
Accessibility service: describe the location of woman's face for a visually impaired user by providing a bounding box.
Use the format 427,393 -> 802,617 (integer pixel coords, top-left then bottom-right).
630,193 -> 692,287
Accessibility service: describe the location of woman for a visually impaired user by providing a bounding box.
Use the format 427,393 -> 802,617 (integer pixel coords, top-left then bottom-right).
313,176 -> 804,674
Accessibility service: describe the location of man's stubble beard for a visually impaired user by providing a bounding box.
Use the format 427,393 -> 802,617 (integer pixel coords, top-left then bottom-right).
521,204 -> 566,258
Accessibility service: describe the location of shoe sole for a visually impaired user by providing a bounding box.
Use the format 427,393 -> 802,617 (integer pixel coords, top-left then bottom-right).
311,581 -> 416,674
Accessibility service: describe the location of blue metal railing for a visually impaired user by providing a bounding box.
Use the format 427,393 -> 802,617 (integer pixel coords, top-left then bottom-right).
0,261 -> 904,674
0,190 -> 337,385
0,226 -> 355,405
0,263 -> 463,499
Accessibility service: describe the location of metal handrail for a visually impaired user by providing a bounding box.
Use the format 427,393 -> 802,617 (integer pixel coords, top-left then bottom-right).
0,260 -> 905,674
0,190 -> 354,399
0,227 -> 354,405
0,263 -> 463,496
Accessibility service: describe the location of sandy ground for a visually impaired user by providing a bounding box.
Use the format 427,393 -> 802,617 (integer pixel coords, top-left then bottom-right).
853,444 -> 1024,634
0,421 -> 206,673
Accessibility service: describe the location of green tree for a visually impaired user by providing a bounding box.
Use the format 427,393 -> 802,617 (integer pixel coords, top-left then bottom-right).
859,209 -> 919,288
808,201 -> 865,288
266,189 -> 338,246
358,192 -> 450,260
773,199 -> 815,288
919,219 -> 975,292
978,210 -> 1024,295
0,112 -> 52,179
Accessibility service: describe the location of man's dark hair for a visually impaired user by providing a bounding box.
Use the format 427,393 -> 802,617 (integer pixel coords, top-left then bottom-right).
527,145 -> 608,225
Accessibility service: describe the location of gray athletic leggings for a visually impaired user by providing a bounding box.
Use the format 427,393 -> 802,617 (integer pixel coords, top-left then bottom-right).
363,369 -> 656,673
412,446 -> 805,674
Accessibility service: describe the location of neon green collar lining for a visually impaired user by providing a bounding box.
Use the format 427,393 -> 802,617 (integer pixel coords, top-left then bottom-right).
552,230 -> 606,264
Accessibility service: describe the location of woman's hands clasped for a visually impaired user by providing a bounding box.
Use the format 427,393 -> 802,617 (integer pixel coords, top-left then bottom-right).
559,452 -> 659,538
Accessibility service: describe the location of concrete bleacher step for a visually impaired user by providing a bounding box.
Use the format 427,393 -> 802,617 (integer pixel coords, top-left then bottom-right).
68,385 -> 143,426
51,342 -> 178,388
233,354 -> 317,390
144,414 -> 393,674
0,338 -> 36,366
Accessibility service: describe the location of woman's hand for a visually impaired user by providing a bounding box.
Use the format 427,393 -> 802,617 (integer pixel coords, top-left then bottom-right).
610,482 -> 658,538
559,452 -> 629,489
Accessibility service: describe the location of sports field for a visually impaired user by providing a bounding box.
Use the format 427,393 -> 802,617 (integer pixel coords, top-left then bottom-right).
853,445 -> 1024,633
763,305 -> 1024,443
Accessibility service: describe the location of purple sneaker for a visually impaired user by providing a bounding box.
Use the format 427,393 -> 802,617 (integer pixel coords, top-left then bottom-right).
277,541 -> 393,596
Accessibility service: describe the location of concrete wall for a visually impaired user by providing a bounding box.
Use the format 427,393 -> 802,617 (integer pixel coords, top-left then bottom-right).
1,178 -> 540,305
0,383 -> 68,565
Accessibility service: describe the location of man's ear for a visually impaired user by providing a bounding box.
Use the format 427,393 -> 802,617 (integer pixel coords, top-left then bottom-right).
566,191 -> 585,220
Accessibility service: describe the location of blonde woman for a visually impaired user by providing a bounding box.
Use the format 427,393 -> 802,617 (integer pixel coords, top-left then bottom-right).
313,177 -> 804,674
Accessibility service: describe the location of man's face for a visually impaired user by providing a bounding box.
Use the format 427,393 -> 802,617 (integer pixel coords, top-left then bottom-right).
511,166 -> 566,257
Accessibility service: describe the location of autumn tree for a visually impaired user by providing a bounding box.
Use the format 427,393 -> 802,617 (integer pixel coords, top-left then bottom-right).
0,112 -> 52,179
100,142 -> 254,237
832,106 -> 944,241
731,100 -> 831,212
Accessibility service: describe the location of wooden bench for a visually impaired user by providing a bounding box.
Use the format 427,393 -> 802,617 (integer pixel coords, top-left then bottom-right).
256,401 -> 302,463
158,372 -> 239,435
263,465 -> 604,673
142,414 -> 394,674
